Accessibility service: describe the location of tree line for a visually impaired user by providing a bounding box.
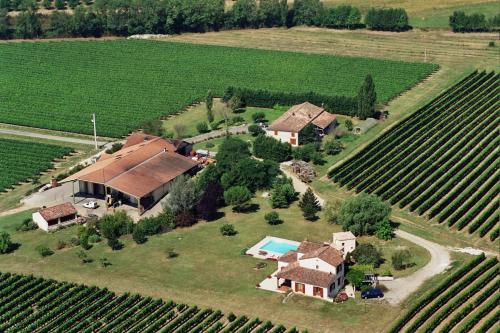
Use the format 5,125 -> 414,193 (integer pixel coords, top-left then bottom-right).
449,11 -> 500,33
0,0 -> 411,40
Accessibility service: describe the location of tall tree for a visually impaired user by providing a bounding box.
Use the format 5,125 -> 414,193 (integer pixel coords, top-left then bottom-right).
0,9 -> 10,39
258,0 -> 282,27
338,193 -> 391,236
229,0 -> 258,28
0,231 -> 13,254
197,181 -> 223,220
163,175 -> 202,215
206,89 -> 214,123
299,187 -> 321,220
48,10 -> 73,37
357,74 -> 376,120
292,0 -> 323,26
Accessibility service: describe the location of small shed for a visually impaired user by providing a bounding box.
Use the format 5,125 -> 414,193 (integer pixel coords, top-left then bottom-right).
353,118 -> 378,135
32,202 -> 78,232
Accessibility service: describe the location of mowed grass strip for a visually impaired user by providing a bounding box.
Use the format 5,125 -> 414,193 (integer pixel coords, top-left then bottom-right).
0,40 -> 436,137
0,138 -> 73,192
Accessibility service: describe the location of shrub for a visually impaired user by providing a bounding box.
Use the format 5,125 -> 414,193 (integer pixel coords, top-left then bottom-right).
253,135 -> 292,162
376,218 -> 394,240
224,186 -> 252,211
196,122 -> 210,134
166,247 -> 178,258
350,243 -> 383,268
227,313 -> 237,322
323,199 -> 341,224
391,249 -> 413,270
56,239 -> 67,250
205,142 -> 215,148
35,245 -> 53,257
220,224 -> 237,236
248,124 -> 264,136
228,115 -> 245,125
16,218 -> 37,231
77,250 -> 93,264
132,226 -> 147,244
0,231 -> 13,254
175,210 -> 197,228
265,211 -> 282,225
488,41 -> 495,47
251,112 -> 266,122
323,138 -> 343,155
138,211 -> 175,235
335,292 -> 348,303
105,142 -> 123,154
345,119 -> 353,131
107,238 -> 123,250
99,257 -> 111,268
87,234 -> 101,243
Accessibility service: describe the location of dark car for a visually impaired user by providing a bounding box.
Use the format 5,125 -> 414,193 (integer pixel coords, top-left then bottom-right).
361,288 -> 384,299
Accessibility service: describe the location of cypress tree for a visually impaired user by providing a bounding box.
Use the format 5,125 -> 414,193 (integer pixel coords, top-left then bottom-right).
299,188 -> 321,221
357,74 -> 376,120
206,89 -> 214,123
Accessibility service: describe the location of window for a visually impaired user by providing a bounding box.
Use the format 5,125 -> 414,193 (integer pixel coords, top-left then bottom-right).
291,132 -> 295,137
290,138 -> 296,145
295,283 -> 305,293
316,265 -> 319,269
274,131 -> 278,135
313,287 -> 323,297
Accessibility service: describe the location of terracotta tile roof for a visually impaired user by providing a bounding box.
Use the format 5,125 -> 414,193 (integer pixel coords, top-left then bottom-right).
38,203 -> 77,221
276,262 -> 336,288
62,134 -> 198,198
279,250 -> 298,263
122,132 -> 158,148
297,240 -> 324,254
268,102 -> 325,132
300,246 -> 344,267
311,111 -> 336,129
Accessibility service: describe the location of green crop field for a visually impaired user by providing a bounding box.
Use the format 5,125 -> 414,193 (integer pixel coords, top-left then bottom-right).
0,272 -> 299,333
329,71 -> 499,242
0,40 -> 436,137
0,138 -> 73,192
389,254 -> 499,333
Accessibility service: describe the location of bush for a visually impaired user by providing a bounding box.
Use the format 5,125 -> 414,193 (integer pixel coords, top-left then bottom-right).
265,211 -> 282,225
196,121 -> 210,134
391,249 -> 413,270
228,115 -> 245,125
345,119 -> 353,131
488,41 -> 495,47
35,245 -> 53,257
87,234 -> 101,243
227,313 -> 237,322
105,142 -> 123,154
175,210 -> 197,228
205,142 -> 215,148
248,124 -> 264,136
16,218 -> 37,231
253,135 -> 292,162
132,226 -> 147,244
220,224 -> 237,236
0,231 -> 13,254
365,7 -> 410,32
323,199 -> 341,224
166,247 -> 178,258
138,211 -> 175,235
224,186 -> 252,211
323,138 -> 343,155
350,243 -> 383,268
107,238 -> 123,251
56,239 -> 67,250
251,112 -> 266,122
334,292 -> 349,303
376,218 -> 394,240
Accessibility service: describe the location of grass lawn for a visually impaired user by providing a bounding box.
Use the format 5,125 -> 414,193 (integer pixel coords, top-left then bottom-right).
163,99 -> 286,139
0,196 -> 430,332
193,134 -> 255,153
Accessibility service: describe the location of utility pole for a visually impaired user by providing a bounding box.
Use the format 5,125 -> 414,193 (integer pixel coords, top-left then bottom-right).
91,113 -> 98,150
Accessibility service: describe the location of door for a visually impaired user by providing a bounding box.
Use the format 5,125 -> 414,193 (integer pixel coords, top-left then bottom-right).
290,138 -> 297,145
313,286 -> 323,298
295,283 -> 305,293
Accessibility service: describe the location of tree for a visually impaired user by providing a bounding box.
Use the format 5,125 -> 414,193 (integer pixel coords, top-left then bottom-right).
248,124 -> 265,136
228,95 -> 243,112
0,231 -> 13,254
175,210 -> 197,227
292,0 -> 323,26
299,123 -> 317,144
229,0 -> 258,28
350,243 -> 383,268
97,211 -> 134,248
323,137 -> 342,155
220,224 -> 237,236
323,199 -> 341,224
196,121 -> 209,134
345,119 -> 353,131
206,90 -> 214,123
197,181 -> 223,220
253,135 -> 292,162
221,158 -> 279,192
215,136 -> 251,172
164,175 -> 201,215
258,0 -> 284,27
265,211 -> 282,225
132,226 -> 147,244
138,210 -> 175,235
338,193 -> 391,236
270,177 -> 296,208
346,268 -> 364,290
35,245 -> 54,257
142,119 -> 164,136
224,186 -> 252,211
357,74 -> 376,120
15,10 -> 42,39
42,0 -> 51,9
376,218 -> 394,240
392,249 -> 413,270
48,11 -> 73,37
0,9 -> 9,39
67,0 -> 78,9
299,188 -> 321,221
54,0 -> 64,9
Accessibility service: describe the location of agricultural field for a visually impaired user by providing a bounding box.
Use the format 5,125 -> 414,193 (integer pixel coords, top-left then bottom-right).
329,71 -> 499,242
0,40 -> 436,137
389,253 -> 499,333
0,138 -> 73,192
0,272 -> 298,333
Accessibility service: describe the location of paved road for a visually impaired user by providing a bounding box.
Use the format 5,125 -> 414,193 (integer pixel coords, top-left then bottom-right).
382,229 -> 451,305
186,125 -> 249,144
0,128 -> 108,146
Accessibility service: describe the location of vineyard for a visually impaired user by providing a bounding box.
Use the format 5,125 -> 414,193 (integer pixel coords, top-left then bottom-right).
388,254 -> 499,333
329,70 -> 499,241
0,138 -> 73,192
0,272 -> 301,333
0,40 -> 436,137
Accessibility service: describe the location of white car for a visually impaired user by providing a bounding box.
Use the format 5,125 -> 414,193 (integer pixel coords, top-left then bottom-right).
83,201 -> 98,209
38,184 -> 51,193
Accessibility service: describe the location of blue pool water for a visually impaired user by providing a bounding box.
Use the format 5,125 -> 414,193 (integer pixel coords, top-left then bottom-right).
260,240 -> 298,254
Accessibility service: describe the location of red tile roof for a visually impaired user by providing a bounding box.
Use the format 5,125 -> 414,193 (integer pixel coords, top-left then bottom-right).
297,240 -> 324,254
279,250 -> 298,263
276,262 -> 336,288
312,111 -> 336,129
38,203 -> 77,221
267,102 -> 335,132
300,246 -> 344,267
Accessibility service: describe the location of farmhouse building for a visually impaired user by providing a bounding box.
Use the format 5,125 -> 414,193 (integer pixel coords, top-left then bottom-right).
32,202 -> 78,232
266,102 -> 336,146
62,134 -> 199,213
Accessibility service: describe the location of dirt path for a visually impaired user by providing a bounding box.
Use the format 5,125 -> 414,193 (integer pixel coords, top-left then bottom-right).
382,229 -> 451,305
0,128 -> 108,146
186,124 -> 249,144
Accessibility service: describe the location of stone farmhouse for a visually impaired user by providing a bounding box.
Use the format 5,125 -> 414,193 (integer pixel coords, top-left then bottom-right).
266,102 -> 337,146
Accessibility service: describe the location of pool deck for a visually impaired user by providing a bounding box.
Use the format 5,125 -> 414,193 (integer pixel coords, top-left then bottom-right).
246,236 -> 301,260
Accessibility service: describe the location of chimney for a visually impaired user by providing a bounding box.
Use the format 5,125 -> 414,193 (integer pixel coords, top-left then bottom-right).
51,178 -> 58,188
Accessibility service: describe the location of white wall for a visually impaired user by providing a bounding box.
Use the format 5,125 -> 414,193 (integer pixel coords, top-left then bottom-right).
32,212 -> 49,232
266,130 -> 299,147
299,257 -> 337,274
291,281 -> 329,300
333,239 -> 356,257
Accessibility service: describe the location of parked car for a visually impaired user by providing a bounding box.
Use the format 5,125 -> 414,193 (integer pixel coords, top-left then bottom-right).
38,184 -> 51,193
83,201 -> 98,209
361,288 -> 384,299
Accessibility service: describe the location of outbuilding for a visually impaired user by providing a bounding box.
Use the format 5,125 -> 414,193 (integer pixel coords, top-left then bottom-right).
32,202 -> 78,232
353,118 -> 378,135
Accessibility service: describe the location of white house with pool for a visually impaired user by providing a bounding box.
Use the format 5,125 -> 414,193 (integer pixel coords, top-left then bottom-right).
249,233 -> 356,301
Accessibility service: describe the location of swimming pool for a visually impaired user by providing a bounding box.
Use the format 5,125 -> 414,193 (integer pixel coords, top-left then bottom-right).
260,239 -> 299,255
